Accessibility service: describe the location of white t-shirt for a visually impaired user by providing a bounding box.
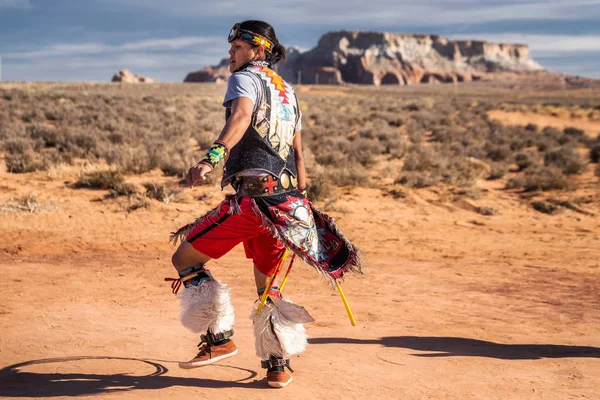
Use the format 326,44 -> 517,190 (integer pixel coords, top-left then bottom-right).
223,72 -> 303,132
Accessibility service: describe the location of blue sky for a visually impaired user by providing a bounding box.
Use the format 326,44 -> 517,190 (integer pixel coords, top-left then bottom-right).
1,0 -> 599,81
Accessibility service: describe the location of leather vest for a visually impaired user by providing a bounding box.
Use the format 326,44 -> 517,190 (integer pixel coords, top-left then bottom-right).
221,62 -> 300,188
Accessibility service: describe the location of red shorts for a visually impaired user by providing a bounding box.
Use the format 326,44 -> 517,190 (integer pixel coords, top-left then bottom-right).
185,197 -> 285,276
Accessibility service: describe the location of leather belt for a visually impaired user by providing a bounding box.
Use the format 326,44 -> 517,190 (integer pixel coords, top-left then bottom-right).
235,172 -> 298,197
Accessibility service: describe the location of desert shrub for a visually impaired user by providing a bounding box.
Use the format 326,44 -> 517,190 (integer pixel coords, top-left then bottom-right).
196,131 -> 217,149
385,188 -> 407,199
487,163 -> 508,180
544,147 -> 586,175
443,157 -> 490,187
160,159 -> 188,177
537,126 -> 563,151
563,127 -> 585,137
3,138 -> 30,154
485,144 -> 511,162
307,176 -> 337,202
73,134 -> 98,154
475,206 -> 498,216
595,164 -> 600,180
514,151 -> 538,171
590,144 -> 600,163
532,200 -> 557,215
143,182 -> 183,204
386,116 -> 404,127
125,196 -> 151,212
402,143 -> 490,187
405,121 -> 423,143
5,152 -> 43,173
327,167 -> 370,187
430,126 -> 467,145
397,171 -> 441,188
108,182 -> 138,197
107,132 -> 124,144
525,123 -> 538,132
3,138 -> 45,173
506,166 -> 570,192
387,135 -> 408,159
75,170 -> 124,190
403,144 -> 443,172
27,125 -> 59,148
20,110 -> 43,123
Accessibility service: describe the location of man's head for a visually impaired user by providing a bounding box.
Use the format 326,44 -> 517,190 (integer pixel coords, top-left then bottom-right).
227,20 -> 286,72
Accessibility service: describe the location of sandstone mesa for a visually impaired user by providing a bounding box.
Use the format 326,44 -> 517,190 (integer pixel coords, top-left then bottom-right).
184,30 -> 545,85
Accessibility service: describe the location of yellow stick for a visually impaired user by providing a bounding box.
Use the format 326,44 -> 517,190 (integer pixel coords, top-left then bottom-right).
336,281 -> 356,326
279,254 -> 296,293
256,249 -> 289,315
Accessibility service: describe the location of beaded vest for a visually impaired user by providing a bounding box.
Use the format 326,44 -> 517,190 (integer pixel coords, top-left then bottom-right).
222,62 -> 300,188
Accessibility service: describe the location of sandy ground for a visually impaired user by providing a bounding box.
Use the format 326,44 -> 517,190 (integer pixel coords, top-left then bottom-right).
1,162 -> 599,399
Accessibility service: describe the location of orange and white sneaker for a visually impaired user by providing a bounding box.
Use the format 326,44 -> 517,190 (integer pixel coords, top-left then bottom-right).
178,340 -> 238,369
267,370 -> 293,388
262,357 -> 293,388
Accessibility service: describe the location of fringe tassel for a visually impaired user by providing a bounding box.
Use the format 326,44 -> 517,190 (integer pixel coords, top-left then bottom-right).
251,300 -> 308,359
249,198 -> 363,288
169,197 -> 240,247
313,205 -> 364,280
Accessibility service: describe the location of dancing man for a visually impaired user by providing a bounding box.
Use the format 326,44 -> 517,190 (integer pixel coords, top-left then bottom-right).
169,20 -> 362,388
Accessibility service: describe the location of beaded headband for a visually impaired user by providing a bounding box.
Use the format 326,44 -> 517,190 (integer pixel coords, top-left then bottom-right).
228,23 -> 274,50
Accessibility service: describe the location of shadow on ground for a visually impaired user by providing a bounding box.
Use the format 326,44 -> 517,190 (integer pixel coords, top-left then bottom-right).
309,336 -> 600,360
0,356 -> 261,398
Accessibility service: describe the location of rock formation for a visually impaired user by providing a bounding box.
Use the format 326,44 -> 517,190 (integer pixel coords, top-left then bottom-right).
184,58 -> 230,83
111,69 -> 154,83
291,31 -> 544,85
184,30 -> 545,86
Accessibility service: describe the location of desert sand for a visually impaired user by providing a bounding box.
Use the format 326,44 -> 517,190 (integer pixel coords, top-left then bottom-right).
1,155 -> 599,399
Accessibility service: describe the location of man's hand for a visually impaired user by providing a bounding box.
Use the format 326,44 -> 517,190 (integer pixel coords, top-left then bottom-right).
186,163 -> 213,188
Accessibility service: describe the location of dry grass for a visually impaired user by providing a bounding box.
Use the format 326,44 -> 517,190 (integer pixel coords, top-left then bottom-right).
143,182 -> 183,204
74,170 -> 124,190
1,81 -> 599,207
0,193 -> 53,214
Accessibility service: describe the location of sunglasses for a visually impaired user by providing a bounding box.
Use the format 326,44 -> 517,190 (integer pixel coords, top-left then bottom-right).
228,23 -> 273,50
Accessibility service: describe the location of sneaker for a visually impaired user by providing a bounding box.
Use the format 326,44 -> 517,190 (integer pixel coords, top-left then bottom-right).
178,340 -> 238,369
267,370 -> 293,388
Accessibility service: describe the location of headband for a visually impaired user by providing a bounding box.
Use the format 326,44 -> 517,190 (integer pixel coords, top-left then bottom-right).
228,23 -> 274,50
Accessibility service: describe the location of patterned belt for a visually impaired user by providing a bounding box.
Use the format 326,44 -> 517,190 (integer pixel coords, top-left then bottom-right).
235,173 -> 298,197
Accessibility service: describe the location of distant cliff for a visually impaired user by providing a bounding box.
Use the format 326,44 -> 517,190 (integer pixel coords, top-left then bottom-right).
184,30 -> 545,85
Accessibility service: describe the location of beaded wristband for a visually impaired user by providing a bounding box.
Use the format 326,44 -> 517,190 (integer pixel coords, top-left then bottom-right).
199,142 -> 229,171
298,186 -> 308,197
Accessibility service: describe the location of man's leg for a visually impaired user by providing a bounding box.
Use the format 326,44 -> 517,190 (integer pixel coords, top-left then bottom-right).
172,241 -> 212,272
245,236 -> 309,388
170,198 -> 250,368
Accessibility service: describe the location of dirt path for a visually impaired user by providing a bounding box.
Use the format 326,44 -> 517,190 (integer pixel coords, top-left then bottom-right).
1,169 -> 599,399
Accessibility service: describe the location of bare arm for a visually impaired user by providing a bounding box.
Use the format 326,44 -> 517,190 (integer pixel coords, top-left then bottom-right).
216,97 -> 254,149
186,97 -> 253,187
293,130 -> 307,191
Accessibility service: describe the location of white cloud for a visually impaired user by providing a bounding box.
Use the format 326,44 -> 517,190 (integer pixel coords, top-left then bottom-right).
2,34 -> 229,81
94,0 -> 600,26
121,36 -> 218,51
5,35 -> 225,59
0,0 -> 32,9
449,33 -> 600,56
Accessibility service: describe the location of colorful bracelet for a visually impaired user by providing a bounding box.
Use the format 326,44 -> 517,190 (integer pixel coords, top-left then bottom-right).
199,142 -> 229,171
298,186 -> 308,197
